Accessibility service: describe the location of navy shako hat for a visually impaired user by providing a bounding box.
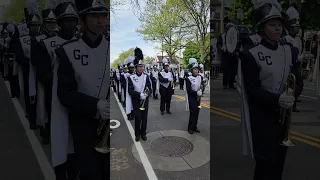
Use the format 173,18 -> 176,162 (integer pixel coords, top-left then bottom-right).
76,0 -> 108,16
24,0 -> 41,25
42,9 -> 56,22
55,0 -> 79,20
253,3 -> 284,28
42,0 -> 57,22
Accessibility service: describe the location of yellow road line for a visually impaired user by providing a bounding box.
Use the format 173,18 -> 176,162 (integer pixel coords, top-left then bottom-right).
173,94 -> 320,148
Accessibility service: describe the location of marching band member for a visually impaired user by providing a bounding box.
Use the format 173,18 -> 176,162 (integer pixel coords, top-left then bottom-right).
111,68 -> 116,92
2,25 -> 20,98
151,63 -> 159,99
36,0 -> 80,178
159,57 -> 175,115
218,18 -> 237,89
239,1 -> 297,179
199,63 -> 206,94
125,56 -> 135,121
30,0 -> 58,145
186,58 -> 203,134
284,4 -> 304,112
179,67 -> 185,90
13,0 -> 41,130
116,61 -> 123,100
55,0 -> 109,179
120,60 -> 127,106
127,48 -> 152,141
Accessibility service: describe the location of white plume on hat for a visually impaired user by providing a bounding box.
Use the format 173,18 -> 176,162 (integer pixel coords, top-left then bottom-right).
251,0 -> 282,11
25,0 -> 39,14
286,6 -> 299,20
199,64 -> 204,69
45,0 -> 58,9
118,60 -> 122,67
162,57 -> 168,63
6,24 -> 15,33
189,58 -> 197,65
126,56 -> 135,67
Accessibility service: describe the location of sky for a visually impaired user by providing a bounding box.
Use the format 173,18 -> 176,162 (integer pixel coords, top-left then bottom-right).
110,3 -> 161,65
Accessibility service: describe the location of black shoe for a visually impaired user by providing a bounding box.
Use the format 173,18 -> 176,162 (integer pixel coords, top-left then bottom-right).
25,114 -> 28,118
188,130 -> 194,134
161,111 -> 164,115
167,111 -> 172,114
141,135 -> 147,141
193,128 -> 200,133
11,95 -> 15,98
293,107 -> 299,112
29,124 -> 38,130
135,137 -> 140,141
223,85 -> 228,89
296,99 -> 302,103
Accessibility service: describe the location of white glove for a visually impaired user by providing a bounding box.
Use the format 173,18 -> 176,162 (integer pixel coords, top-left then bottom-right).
197,91 -> 202,96
278,93 -> 295,109
168,77 -> 173,81
140,93 -> 147,100
97,100 -> 109,120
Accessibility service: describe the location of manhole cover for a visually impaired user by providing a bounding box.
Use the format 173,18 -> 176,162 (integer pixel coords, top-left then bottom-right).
150,136 -> 193,157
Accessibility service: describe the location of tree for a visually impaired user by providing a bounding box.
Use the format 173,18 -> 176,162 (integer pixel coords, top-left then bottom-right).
144,56 -> 154,64
1,0 -> 45,22
182,42 -> 201,67
137,0 -> 188,62
111,48 -> 134,68
182,41 -> 210,70
170,0 -> 210,63
228,0 -> 320,29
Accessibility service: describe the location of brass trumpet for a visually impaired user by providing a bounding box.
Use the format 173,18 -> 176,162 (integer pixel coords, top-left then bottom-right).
94,86 -> 110,153
140,87 -> 149,111
95,119 -> 110,153
170,79 -> 175,89
279,73 -> 296,147
197,81 -> 203,109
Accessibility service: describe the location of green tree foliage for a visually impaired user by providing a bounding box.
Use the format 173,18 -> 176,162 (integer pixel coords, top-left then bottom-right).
1,0 -> 45,22
182,41 -> 210,70
111,48 -> 134,68
182,42 -> 201,67
228,0 -> 320,29
137,0 -> 187,61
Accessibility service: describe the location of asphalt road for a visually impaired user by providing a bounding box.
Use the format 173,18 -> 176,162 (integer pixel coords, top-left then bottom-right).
211,79 -> 320,180
110,85 -> 211,180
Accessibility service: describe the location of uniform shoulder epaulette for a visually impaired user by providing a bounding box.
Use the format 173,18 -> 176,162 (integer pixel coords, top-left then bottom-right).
61,38 -> 80,47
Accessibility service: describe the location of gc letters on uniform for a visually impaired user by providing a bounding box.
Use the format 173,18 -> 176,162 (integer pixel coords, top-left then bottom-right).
258,52 -> 272,65
73,49 -> 89,66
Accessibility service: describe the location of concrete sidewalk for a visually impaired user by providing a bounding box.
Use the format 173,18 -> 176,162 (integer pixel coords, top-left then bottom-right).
110,88 -> 210,180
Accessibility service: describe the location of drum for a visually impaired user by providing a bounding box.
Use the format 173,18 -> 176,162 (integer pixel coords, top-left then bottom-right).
225,25 -> 251,53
